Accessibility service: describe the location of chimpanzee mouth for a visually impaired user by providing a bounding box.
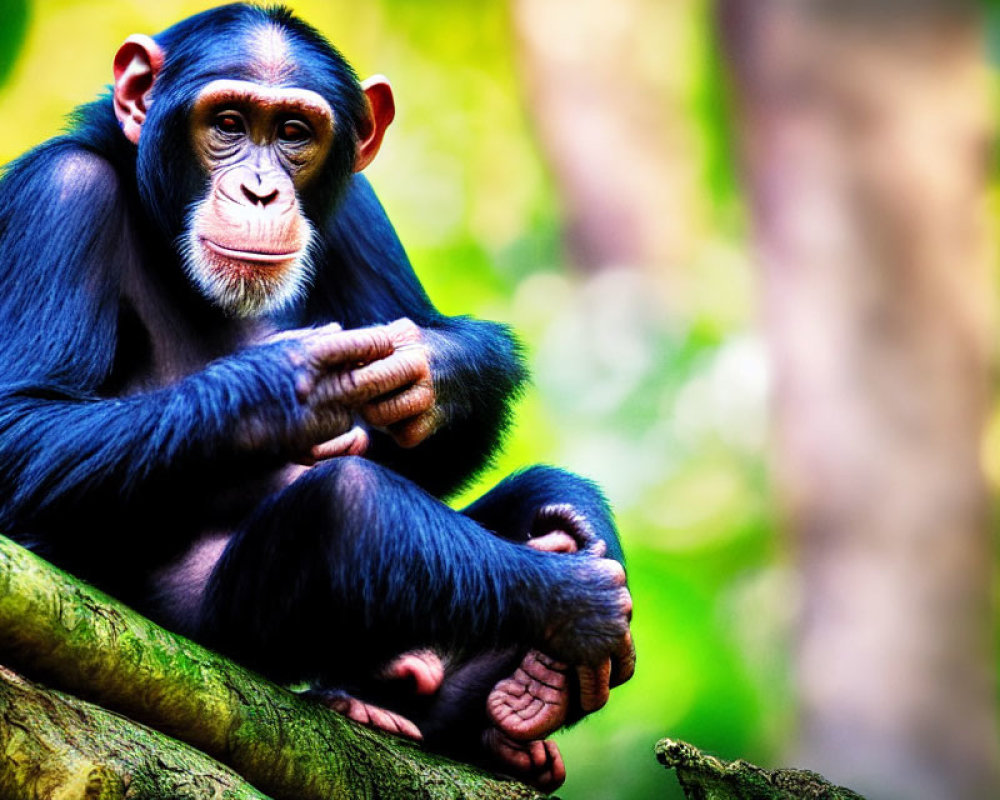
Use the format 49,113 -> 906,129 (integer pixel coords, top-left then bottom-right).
202,238 -> 300,264
184,217 -> 317,318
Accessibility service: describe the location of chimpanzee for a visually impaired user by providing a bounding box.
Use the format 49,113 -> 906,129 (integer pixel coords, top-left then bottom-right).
0,4 -> 633,789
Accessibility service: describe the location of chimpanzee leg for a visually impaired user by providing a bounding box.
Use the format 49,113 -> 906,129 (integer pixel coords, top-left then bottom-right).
196,457 -> 581,689
198,459 -> 627,793
373,466 -> 623,709
362,466 -> 626,787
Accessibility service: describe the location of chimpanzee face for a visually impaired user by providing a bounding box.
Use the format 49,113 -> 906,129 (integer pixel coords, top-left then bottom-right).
112,16 -> 394,318
182,79 -> 336,317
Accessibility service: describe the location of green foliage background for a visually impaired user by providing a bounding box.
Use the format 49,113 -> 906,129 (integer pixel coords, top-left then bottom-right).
0,2 -> 785,798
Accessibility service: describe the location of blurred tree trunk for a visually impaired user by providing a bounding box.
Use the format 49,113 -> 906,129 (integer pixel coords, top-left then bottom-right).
511,0 -> 702,275
717,2 -> 998,798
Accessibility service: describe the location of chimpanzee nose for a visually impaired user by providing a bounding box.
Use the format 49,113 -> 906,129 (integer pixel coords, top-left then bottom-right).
241,183 -> 280,207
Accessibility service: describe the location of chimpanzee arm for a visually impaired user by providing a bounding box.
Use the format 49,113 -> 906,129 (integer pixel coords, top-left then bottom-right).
0,149 -> 372,536
300,175 -> 529,498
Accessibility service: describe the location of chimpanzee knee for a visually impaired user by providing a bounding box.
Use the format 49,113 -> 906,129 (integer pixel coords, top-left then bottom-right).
197,457 -> 421,683
198,457 -> 552,686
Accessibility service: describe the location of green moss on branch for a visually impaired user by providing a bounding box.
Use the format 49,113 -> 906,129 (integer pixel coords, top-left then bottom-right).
656,738 -> 867,800
0,535 -> 542,800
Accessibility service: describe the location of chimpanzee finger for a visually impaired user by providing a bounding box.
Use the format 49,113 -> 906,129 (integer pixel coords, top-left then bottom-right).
363,705 -> 423,741
309,425 -> 370,461
482,730 -> 566,792
290,401 -> 353,458
576,659 -> 612,713
610,629 -> 636,687
541,740 -> 567,790
307,325 -> 395,371
383,316 -> 423,348
322,691 -> 422,741
386,406 -> 446,449
337,347 -> 429,405
361,380 -> 435,429
265,321 -> 342,346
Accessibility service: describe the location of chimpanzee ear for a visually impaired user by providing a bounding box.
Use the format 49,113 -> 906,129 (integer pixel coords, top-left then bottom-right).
113,34 -> 164,145
354,75 -> 395,172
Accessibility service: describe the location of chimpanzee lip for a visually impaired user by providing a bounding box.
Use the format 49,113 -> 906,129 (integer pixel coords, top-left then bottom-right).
202,238 -> 299,263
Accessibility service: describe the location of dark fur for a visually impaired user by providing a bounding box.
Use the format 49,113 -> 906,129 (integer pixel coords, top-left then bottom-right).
0,3 -> 625,744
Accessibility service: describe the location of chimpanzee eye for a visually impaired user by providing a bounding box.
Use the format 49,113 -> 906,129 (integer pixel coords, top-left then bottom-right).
214,112 -> 245,135
278,119 -> 311,143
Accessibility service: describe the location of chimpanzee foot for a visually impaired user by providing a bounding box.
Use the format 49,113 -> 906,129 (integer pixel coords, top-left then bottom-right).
483,511 -> 597,743
483,511 -> 602,742
379,649 -> 446,696
318,690 -> 423,741
487,649 -> 569,741
482,728 -> 566,792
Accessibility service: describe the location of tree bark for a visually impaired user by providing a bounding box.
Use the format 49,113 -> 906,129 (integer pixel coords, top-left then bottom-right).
656,738 -> 865,800
0,536 -> 542,800
717,2 -> 998,798
0,665 -> 268,800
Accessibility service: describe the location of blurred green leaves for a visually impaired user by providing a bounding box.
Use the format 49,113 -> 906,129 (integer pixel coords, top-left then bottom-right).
0,0 -> 28,90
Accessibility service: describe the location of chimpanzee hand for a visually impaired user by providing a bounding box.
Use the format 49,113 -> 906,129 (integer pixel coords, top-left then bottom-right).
267,320 -> 445,461
354,317 -> 443,448
241,322 -> 395,463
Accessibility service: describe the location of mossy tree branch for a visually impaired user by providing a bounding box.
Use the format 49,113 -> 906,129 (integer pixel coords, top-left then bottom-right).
656,739 -> 867,800
0,665 -> 268,800
0,535 -> 542,800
